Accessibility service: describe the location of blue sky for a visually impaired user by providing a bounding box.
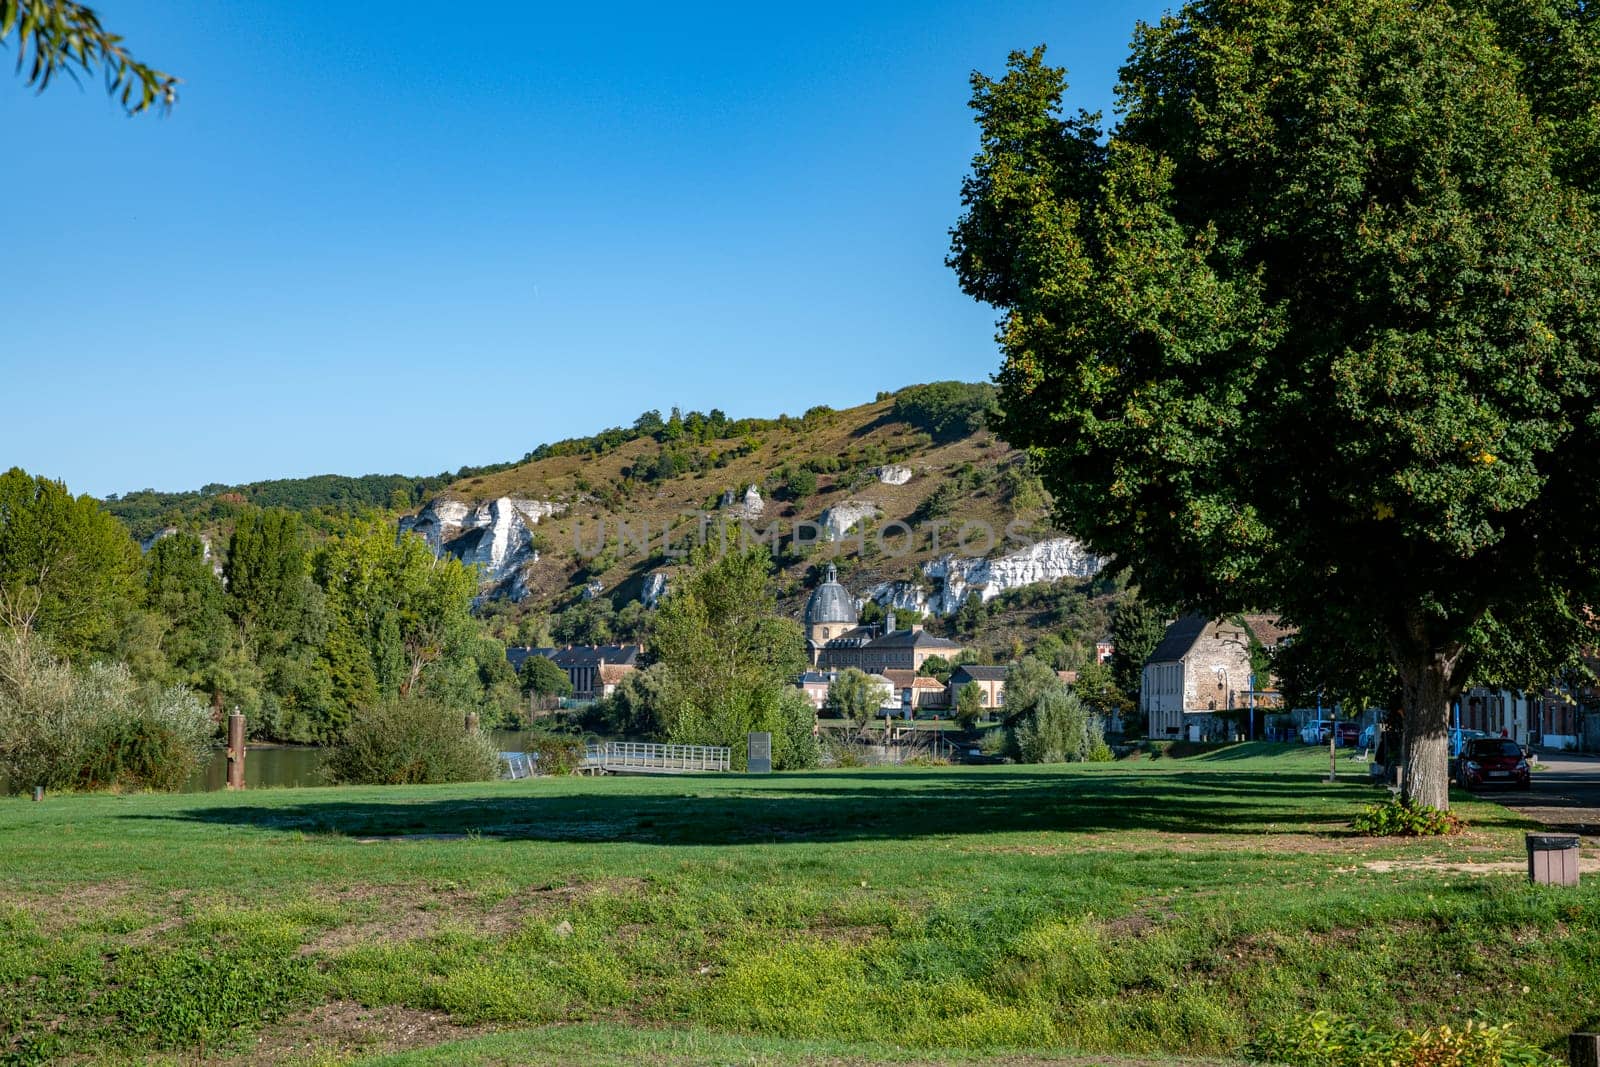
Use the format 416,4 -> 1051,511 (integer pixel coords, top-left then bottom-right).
2,1 -> 1169,498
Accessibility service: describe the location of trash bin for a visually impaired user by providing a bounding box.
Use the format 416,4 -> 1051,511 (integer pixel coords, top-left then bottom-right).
1527,833 -> 1581,886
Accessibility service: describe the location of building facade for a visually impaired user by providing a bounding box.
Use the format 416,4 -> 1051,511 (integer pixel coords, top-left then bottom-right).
1142,615 -> 1290,740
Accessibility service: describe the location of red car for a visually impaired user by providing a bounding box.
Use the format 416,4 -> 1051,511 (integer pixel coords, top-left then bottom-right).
1457,738 -> 1531,791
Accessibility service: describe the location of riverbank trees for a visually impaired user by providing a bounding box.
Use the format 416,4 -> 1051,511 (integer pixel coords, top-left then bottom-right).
0,467 -> 518,750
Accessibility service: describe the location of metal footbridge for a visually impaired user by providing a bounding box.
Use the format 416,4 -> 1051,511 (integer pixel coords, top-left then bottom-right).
581,741 -> 731,775
500,741 -> 732,778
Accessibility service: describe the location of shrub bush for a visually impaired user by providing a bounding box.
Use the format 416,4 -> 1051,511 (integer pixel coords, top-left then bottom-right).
1352,797 -> 1462,837
323,696 -> 503,785
1247,1012 -> 1557,1066
521,731 -> 586,775
1014,689 -> 1110,764
0,634 -> 213,794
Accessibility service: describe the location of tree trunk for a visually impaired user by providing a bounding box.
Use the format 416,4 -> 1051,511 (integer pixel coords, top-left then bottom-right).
1397,651 -> 1459,811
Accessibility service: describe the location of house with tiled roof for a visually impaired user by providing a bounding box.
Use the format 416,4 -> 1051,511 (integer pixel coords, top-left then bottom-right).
882,669 -> 952,710
1142,615 -> 1291,740
948,663 -> 1008,711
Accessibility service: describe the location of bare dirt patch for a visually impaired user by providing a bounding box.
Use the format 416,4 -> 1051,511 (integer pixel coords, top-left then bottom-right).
1361,855 -> 1600,876
300,877 -> 649,955
246,1001 -> 491,1064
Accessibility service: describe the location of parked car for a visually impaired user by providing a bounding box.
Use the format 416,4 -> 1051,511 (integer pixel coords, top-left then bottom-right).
1300,720 -> 1333,744
1457,737 -> 1531,791
1449,728 -> 1490,758
1300,720 -> 1358,745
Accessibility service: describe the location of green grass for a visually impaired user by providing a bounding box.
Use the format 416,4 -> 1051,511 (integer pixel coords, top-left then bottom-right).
1,743 -> 1595,1064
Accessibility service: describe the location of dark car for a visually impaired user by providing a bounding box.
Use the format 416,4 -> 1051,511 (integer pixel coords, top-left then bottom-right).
1457,738 -> 1531,791
1334,722 -> 1359,746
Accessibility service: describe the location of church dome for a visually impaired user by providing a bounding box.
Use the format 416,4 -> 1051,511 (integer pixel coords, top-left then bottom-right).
804,563 -> 857,626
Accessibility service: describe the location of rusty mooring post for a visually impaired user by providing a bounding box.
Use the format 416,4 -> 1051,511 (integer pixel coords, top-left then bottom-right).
226,710 -> 246,790
464,712 -> 480,734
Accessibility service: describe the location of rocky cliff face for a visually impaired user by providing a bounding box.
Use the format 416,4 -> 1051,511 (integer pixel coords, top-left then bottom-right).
720,484 -> 764,519
869,464 -> 913,485
866,537 -> 1104,615
640,571 -> 670,607
400,496 -> 565,599
819,501 -> 881,540
139,527 -> 223,577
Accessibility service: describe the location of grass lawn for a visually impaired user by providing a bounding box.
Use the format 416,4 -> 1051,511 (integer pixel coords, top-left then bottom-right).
2,743 -> 1596,1064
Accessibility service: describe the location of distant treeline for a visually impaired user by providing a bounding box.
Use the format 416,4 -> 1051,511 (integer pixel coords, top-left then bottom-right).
100,383 -> 995,538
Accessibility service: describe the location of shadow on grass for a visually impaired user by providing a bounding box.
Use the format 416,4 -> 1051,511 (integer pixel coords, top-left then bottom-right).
123,767 -> 1370,847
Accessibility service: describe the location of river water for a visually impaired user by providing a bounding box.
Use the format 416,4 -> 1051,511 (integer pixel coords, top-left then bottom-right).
182,730 -> 531,792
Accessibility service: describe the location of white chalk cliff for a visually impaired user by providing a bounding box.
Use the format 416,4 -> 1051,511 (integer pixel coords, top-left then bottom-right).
870,465 -> 913,485
819,501 -> 881,540
719,484 -> 765,519
866,537 -> 1104,615
400,496 -> 565,600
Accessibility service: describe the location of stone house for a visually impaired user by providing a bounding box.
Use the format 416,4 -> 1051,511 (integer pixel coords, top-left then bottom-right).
1142,615 -> 1291,740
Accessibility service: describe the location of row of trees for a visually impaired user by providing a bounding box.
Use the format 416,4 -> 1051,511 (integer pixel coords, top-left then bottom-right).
0,468 -> 518,744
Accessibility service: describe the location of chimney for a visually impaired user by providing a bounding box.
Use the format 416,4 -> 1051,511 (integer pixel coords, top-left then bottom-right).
885,609 -> 897,635
911,622 -> 923,633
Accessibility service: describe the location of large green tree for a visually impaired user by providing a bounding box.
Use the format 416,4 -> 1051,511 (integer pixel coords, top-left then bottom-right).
1109,598 -> 1166,700
950,2 -> 1600,808
312,521 -> 481,738
224,509 -> 331,741
651,542 -> 807,764
142,532 -> 230,699
0,467 -> 139,657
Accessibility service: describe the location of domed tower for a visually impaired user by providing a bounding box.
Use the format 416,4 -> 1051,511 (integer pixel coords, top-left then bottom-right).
804,563 -> 857,657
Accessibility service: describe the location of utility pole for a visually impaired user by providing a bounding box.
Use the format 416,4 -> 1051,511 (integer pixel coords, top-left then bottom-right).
1323,690 -> 1337,783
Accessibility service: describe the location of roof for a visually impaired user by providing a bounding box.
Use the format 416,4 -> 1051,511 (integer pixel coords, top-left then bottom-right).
820,625 -> 877,648
559,645 -> 640,668
951,664 -> 1008,683
505,646 -> 556,671
515,644 -> 642,669
866,629 -> 964,651
804,563 -> 858,626
1145,615 -> 1208,665
598,663 -> 635,685
1243,613 -> 1295,647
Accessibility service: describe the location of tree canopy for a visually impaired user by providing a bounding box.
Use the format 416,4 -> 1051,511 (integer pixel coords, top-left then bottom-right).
951,0 -> 1600,807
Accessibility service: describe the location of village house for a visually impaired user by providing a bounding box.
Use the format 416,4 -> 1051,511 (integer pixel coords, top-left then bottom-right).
797,668 -> 900,713
948,664 -> 1007,711
506,644 -> 641,701
803,563 -> 966,672
1142,615 -> 1291,741
881,669 -> 952,710
1457,687 -> 1581,750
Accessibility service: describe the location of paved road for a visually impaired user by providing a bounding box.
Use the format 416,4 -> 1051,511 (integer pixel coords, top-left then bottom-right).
1481,750 -> 1600,836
